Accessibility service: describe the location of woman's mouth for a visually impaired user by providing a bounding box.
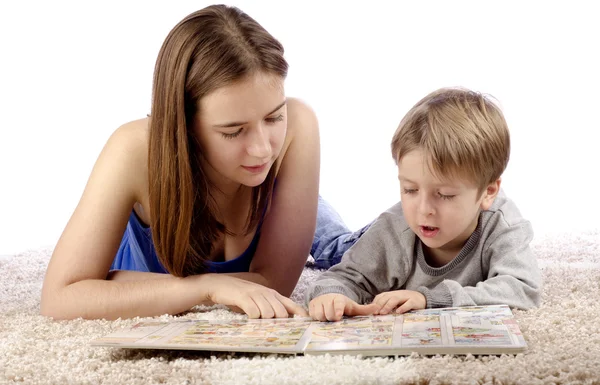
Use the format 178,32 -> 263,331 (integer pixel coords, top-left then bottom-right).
242,163 -> 268,174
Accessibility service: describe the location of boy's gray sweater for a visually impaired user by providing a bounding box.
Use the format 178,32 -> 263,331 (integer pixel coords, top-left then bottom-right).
306,191 -> 542,309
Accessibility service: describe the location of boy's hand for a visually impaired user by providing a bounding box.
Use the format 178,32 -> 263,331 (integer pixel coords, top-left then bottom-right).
309,293 -> 380,322
373,290 -> 427,314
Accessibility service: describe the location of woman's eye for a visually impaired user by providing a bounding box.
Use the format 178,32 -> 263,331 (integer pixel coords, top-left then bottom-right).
265,114 -> 284,123
222,128 -> 243,139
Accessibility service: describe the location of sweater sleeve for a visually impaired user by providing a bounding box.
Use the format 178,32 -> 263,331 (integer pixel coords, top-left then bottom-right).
422,220 -> 542,309
305,208 -> 412,306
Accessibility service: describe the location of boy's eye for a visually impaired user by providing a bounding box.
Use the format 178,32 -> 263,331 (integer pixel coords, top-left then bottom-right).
438,192 -> 456,200
222,128 -> 243,139
265,114 -> 284,123
402,188 -> 417,194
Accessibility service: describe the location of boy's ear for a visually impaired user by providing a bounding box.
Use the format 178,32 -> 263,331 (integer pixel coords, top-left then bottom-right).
480,178 -> 501,210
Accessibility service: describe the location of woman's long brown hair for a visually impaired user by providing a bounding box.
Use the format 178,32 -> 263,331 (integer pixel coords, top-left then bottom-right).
148,5 -> 288,277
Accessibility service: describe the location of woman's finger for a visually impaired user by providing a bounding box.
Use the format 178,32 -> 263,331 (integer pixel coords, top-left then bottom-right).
227,305 -> 244,314
265,292 -> 289,318
238,295 -> 261,319
251,293 -> 275,319
278,294 -> 308,317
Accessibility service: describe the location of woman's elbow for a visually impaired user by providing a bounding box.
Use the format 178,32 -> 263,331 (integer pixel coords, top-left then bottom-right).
40,297 -> 59,319
40,287 -> 73,320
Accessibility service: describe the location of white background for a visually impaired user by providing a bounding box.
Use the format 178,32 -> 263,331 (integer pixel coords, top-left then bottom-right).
1,1 -> 598,255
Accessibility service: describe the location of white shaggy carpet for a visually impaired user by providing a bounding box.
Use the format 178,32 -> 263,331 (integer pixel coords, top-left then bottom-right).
1,230 -> 600,385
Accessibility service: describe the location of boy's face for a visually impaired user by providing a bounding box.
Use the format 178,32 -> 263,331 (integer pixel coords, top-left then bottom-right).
397,149 -> 499,256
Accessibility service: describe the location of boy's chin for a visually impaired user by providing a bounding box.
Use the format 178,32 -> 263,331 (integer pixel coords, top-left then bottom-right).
418,233 -> 470,255
415,231 -> 451,250
417,236 -> 442,249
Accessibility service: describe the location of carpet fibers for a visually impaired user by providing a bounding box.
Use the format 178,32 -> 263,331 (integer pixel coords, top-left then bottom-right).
1,231 -> 599,385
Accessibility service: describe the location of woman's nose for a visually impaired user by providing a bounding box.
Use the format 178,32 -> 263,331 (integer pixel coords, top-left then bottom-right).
246,125 -> 270,159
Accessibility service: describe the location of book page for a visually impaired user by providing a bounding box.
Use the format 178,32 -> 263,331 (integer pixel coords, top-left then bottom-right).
91,318 -> 314,354
304,305 -> 526,356
448,306 -> 525,347
305,315 -> 396,351
400,311 -> 443,347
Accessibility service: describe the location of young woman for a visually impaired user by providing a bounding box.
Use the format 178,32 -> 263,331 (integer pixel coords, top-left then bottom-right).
41,4 -> 361,320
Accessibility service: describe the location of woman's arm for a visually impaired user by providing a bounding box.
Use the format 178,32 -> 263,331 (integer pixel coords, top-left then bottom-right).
41,120 -> 306,320
41,120 -> 209,320
246,98 -> 321,296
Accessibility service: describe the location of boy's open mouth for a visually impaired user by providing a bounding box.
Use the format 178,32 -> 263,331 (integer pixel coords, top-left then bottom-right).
419,225 -> 440,238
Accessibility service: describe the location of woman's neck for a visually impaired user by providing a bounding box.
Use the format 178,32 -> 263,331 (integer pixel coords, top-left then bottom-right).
199,160 -> 253,227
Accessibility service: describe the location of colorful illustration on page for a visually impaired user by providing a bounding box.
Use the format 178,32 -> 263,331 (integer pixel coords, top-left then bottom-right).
401,313 -> 442,346
307,316 -> 395,348
167,318 -> 312,348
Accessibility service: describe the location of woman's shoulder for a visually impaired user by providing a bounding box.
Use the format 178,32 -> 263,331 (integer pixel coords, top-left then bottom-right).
286,97 -> 317,132
106,117 -> 149,160
109,117 -> 149,143
274,98 -> 319,174
100,117 -> 150,202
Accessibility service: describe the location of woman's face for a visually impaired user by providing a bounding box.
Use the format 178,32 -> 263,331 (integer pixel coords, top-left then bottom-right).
194,72 -> 287,190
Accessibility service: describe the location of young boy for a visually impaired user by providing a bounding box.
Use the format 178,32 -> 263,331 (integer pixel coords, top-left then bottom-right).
306,87 -> 542,322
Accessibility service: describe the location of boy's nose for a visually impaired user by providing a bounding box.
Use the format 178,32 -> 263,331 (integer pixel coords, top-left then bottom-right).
419,196 -> 435,216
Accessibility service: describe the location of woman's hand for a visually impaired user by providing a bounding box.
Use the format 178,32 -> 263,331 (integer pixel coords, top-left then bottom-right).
203,274 -> 308,319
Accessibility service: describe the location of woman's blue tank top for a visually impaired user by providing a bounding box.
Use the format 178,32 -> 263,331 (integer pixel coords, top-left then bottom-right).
110,210 -> 262,274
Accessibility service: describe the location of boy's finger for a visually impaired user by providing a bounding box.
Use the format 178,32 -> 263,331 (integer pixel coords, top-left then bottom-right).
347,302 -> 379,316
324,299 -> 342,321
323,302 -> 334,321
374,292 -> 391,305
318,302 -> 327,322
396,301 -> 414,314
333,297 -> 346,319
376,297 -> 391,314
308,300 -> 320,320
380,297 -> 402,315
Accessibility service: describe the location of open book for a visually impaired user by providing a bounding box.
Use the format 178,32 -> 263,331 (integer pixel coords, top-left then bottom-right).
91,304 -> 526,356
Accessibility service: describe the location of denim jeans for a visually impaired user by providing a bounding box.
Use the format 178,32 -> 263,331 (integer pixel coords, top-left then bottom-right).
310,196 -> 373,269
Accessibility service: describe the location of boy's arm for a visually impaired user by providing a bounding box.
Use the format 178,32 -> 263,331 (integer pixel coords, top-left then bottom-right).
305,209 -> 412,306
417,221 -> 542,309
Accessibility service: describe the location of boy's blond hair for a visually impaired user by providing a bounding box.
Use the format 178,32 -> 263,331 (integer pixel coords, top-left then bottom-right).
391,87 -> 510,192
